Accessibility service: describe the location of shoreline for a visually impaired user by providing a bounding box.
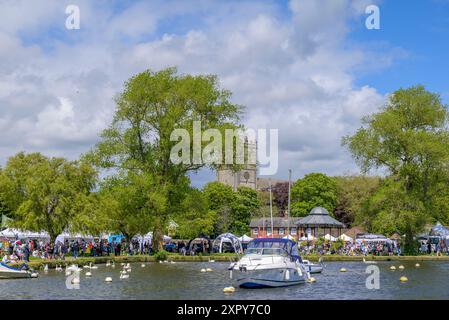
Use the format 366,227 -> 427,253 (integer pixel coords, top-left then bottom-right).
11,253 -> 449,270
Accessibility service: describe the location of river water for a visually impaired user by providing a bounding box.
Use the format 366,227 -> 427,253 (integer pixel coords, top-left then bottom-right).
0,261 -> 447,299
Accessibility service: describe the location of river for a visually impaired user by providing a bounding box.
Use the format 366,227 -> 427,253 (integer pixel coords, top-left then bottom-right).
0,261 -> 447,299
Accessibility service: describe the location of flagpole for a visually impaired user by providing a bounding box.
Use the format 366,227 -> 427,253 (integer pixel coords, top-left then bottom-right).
288,169 -> 291,238
269,178 -> 274,239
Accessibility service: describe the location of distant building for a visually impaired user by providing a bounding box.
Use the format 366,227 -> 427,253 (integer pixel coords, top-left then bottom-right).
216,138 -> 257,191
249,207 -> 345,240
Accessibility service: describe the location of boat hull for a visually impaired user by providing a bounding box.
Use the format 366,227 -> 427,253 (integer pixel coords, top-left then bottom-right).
303,264 -> 323,274
0,263 -> 32,279
234,268 -> 305,289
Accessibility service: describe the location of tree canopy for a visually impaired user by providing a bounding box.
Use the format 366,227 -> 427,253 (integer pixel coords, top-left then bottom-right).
86,68 -> 243,250
343,86 -> 449,253
0,152 -> 97,242
291,173 -> 337,216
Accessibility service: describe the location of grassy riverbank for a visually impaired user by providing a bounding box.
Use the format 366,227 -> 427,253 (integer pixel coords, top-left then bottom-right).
11,253 -> 449,270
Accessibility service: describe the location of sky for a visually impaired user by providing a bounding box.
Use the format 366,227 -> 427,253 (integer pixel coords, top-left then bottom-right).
0,0 -> 448,187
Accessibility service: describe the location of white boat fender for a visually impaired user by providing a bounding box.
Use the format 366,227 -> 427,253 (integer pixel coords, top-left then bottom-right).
285,269 -> 290,280
223,286 -> 235,293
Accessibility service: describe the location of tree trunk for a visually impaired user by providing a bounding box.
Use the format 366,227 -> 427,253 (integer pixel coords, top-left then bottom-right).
152,225 -> 164,252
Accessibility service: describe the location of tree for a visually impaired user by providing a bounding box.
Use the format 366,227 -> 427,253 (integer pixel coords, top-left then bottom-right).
87,68 -> 242,251
272,182 -> 289,215
94,172 -> 166,241
343,85 -> 449,253
230,186 -> 260,235
174,188 -> 216,239
0,152 -> 97,243
203,182 -> 236,236
291,173 -> 337,217
333,175 -> 381,227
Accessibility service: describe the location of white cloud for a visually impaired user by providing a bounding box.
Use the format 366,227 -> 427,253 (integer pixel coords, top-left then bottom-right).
0,0 -> 401,183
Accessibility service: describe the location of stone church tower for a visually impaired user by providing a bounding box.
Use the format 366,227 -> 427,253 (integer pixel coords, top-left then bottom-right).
216,138 -> 257,191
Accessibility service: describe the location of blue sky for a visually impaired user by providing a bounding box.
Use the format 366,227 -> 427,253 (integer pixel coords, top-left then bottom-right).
352,0 -> 449,101
1,0 -> 449,187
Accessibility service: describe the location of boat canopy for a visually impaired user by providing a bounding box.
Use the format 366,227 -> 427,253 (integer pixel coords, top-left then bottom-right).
247,238 -> 302,262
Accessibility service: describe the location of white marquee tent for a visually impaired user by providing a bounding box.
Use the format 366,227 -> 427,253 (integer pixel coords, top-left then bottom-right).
299,234 -> 316,241
339,233 -> 353,242
0,228 -> 50,240
324,234 -> 337,241
238,234 -> 253,243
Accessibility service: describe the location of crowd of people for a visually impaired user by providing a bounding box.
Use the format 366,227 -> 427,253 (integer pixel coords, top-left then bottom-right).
0,238 -> 159,263
3,235 -> 448,263
298,240 -> 403,256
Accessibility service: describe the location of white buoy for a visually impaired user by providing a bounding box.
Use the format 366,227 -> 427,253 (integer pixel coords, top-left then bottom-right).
390,266 -> 396,271
105,277 -> 112,282
223,286 -> 235,293
415,263 -> 420,267
141,264 -> 145,267
340,268 -> 347,272
398,265 -> 405,270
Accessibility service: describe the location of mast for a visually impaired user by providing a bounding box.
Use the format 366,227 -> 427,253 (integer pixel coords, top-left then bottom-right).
287,169 -> 292,237
269,178 -> 274,238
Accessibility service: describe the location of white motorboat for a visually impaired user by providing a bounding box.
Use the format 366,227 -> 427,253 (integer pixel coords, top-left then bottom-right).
229,238 -> 309,288
302,258 -> 324,274
0,262 -> 36,279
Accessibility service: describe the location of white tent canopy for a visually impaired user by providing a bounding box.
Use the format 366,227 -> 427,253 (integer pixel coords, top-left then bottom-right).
0,228 -> 50,240
299,234 -> 316,241
136,232 -> 171,243
212,233 -> 243,253
282,234 -> 296,240
339,233 -> 353,242
324,234 -> 337,241
55,232 -> 94,243
238,234 -> 253,242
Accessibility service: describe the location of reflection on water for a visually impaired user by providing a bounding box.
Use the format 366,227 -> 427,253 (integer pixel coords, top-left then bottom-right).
0,261 -> 448,300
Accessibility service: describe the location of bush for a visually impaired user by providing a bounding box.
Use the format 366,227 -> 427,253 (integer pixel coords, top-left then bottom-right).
154,250 -> 168,261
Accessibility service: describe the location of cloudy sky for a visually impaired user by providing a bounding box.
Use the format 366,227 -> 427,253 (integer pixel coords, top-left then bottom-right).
1,0 -> 449,186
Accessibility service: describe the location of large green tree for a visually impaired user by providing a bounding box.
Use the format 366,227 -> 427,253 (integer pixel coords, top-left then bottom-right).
203,182 -> 260,236
87,68 -> 242,251
343,85 -> 449,253
291,173 -> 338,216
333,175 -> 381,227
0,152 -> 97,243
92,172 -> 166,241
203,182 -> 236,236
231,186 -> 260,235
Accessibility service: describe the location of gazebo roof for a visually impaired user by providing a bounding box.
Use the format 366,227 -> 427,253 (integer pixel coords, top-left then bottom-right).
296,207 -> 344,228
